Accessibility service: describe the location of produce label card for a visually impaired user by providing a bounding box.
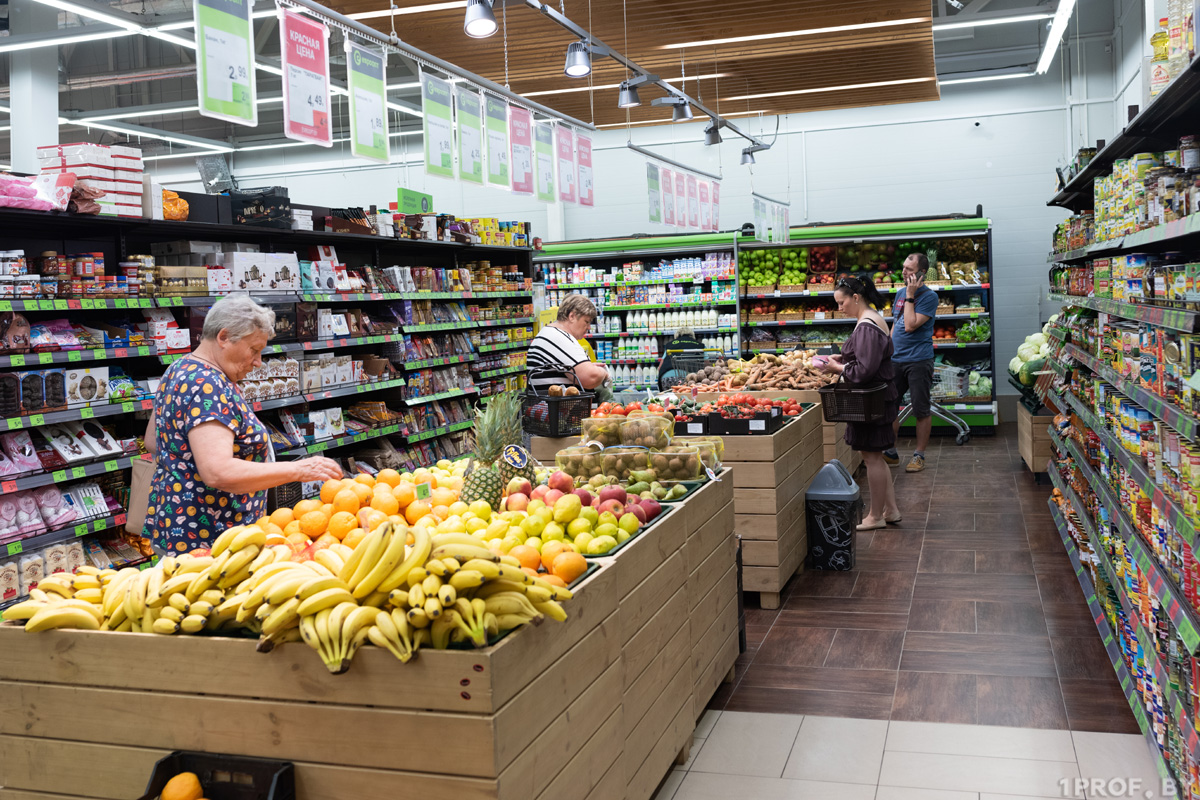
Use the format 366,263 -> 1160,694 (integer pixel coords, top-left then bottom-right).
674,172 -> 686,229
280,9 -> 331,147
456,88 -> 484,184
534,122 -> 555,202
347,42 -> 388,164
711,181 -> 720,231
687,174 -> 700,228
195,0 -> 256,125
422,72 -> 455,178
661,167 -> 675,225
485,95 -> 510,188
509,105 -> 534,195
577,134 -> 594,207
646,162 -> 662,224
556,126 -> 576,203
698,181 -> 711,230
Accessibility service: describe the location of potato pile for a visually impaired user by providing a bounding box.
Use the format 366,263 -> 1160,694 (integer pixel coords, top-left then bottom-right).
654,445 -> 705,480
619,416 -> 672,450
668,438 -> 720,472
685,360 -> 732,386
580,416 -> 622,448
672,350 -> 837,392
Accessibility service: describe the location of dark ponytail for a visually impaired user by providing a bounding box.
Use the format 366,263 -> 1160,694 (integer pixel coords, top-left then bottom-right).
836,274 -> 886,310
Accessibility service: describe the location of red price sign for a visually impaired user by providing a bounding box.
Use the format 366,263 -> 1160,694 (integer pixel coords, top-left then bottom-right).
0,480 -> 15,493
252,402 -> 263,412
115,348 -> 128,358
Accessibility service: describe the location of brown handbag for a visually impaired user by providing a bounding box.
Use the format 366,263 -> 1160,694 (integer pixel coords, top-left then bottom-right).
125,456 -> 155,536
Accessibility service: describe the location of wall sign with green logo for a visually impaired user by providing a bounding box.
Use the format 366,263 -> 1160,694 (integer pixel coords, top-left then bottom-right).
347,42 -> 388,164
396,188 -> 434,214
194,0 -> 256,125
646,162 -> 661,224
485,95 -> 510,188
535,122 -> 555,202
456,87 -> 484,184
422,72 -> 455,179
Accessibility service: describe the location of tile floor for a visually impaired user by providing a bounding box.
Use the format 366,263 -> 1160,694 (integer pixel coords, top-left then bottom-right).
706,425 -> 1139,734
652,711 -> 1175,800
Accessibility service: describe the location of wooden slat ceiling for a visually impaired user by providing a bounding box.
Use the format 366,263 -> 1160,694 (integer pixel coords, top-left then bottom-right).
334,0 -> 939,126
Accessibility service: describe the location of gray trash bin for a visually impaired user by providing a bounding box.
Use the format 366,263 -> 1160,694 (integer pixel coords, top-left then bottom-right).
806,459 -> 862,570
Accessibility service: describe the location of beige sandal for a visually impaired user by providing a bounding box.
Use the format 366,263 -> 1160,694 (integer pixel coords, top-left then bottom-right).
856,517 -> 887,531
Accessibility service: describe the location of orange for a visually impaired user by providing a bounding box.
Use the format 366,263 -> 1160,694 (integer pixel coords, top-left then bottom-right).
430,487 -> 457,508
540,541 -> 569,572
541,574 -> 568,588
298,510 -> 328,538
282,520 -> 302,539
370,491 -> 400,516
320,503 -> 335,521
510,545 -> 541,572
328,511 -> 358,541
358,507 -> 388,531
522,566 -> 539,577
269,508 -> 295,529
319,479 -> 343,504
286,531 -> 310,546
431,504 -> 450,521
377,468 -> 402,488
404,501 -> 431,525
392,482 -> 416,509
551,552 -> 587,584
342,527 -> 368,549
161,772 -> 203,800
265,532 -> 288,547
264,522 -> 284,538
313,533 -> 339,549
353,473 -> 376,488
332,489 -> 360,516
293,498 -> 321,517
349,482 -> 373,505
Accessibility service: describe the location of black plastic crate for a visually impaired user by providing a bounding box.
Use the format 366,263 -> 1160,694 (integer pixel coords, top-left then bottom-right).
138,751 -> 294,800
706,410 -> 782,436
818,382 -> 890,424
674,414 -> 709,435
522,392 -> 593,438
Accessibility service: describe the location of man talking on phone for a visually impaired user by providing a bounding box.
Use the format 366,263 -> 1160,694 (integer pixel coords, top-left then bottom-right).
884,253 -> 938,472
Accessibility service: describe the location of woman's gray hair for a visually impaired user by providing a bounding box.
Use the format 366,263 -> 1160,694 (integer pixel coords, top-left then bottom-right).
675,326 -> 695,338
201,294 -> 276,342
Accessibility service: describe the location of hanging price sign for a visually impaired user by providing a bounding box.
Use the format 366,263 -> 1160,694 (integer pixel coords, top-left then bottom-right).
195,0 -> 256,125
279,8 -> 332,147
422,72 -> 455,178
347,42 -> 388,164
509,105 -> 534,195
556,125 -> 576,203
576,133 -> 594,207
534,122 -> 555,202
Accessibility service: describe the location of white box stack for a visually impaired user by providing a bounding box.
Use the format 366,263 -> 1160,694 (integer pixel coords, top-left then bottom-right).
36,142 -> 145,218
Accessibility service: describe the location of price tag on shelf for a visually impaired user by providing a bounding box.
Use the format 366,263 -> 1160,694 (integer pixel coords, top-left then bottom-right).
6,541 -> 21,556
54,300 -> 67,310
72,467 -> 86,479
94,519 -> 106,531
81,408 -> 95,419
415,482 -> 431,500
141,399 -> 153,410
8,354 -> 23,367
68,351 -> 81,362
104,460 -> 118,472
115,299 -> 128,309
139,560 -> 152,571
0,480 -> 15,493
38,352 -> 52,364
137,346 -> 150,356
114,348 -> 128,359
252,402 -> 263,412
75,524 -> 88,537
0,302 -> 10,312
68,299 -> 80,309
7,418 -> 22,430
953,404 -> 968,411
957,343 -> 965,349
52,470 -> 66,482
122,402 -> 135,414
29,414 -> 44,427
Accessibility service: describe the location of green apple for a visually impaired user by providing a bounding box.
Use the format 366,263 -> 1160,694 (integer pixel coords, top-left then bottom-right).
593,523 -> 619,541
579,507 -> 600,527
597,511 -> 619,528
572,532 -> 594,553
586,535 -> 619,555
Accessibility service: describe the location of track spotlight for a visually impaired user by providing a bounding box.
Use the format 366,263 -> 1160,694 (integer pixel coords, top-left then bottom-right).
564,40 -> 592,78
741,148 -> 755,165
704,122 -> 722,145
672,101 -> 693,122
618,81 -> 641,108
463,0 -> 498,38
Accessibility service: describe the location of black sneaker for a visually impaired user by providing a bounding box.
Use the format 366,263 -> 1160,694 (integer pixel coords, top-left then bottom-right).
883,450 -> 899,467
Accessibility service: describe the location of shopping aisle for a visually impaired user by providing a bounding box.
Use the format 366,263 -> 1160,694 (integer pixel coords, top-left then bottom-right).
707,424 -> 1138,733
652,711 -> 1167,800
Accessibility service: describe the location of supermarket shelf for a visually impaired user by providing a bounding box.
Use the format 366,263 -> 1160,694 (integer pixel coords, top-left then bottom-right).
546,276 -> 735,290
598,300 -> 738,312
403,387 -> 478,405
1048,498 -> 1177,781
741,283 -> 990,299
405,419 -> 473,443
0,397 -> 154,434
932,341 -> 991,350
476,317 -> 534,329
748,313 -> 989,328
402,321 -> 477,333
1063,343 -> 1197,440
156,291 -> 534,306
472,365 -> 525,380
0,297 -> 156,312
0,344 -> 155,369
1047,212 -> 1200,264
1,511 -> 129,558
250,377 -> 407,413
1048,58 -> 1200,210
477,340 -> 528,354
1048,293 -> 1200,334
535,238 -> 737,261
0,453 -> 150,495
1059,389 -> 1197,547
609,357 -> 662,365
403,353 -> 475,371
276,423 -> 405,457
584,327 -> 738,339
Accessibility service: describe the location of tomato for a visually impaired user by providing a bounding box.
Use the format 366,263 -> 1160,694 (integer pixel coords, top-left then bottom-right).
626,402 -> 643,412
771,399 -> 783,407
611,405 -> 625,415
593,412 -> 608,418
648,404 -> 665,413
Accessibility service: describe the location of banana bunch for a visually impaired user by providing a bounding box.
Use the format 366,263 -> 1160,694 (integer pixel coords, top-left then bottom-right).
299,601 -> 379,674
1,568 -> 106,631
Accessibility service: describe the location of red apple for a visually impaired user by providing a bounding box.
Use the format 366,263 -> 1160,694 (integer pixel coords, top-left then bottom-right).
573,488 -> 594,506
506,477 -> 533,497
597,498 -> 624,517
625,504 -> 648,524
547,470 -> 575,493
544,489 -> 564,506
640,498 -> 663,521
531,484 -> 549,500
598,485 -> 627,506
505,493 -> 529,512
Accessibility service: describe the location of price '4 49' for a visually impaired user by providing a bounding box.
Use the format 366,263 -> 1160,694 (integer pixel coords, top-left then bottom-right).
307,94 -> 325,109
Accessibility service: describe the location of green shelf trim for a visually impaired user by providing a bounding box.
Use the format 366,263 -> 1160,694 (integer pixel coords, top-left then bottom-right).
1048,212 -> 1200,264
279,423 -> 404,457
403,321 -> 478,333
475,365 -> 526,380
404,388 -> 477,405
539,232 -> 738,257
548,277 -> 734,290
477,340 -> 528,354
1063,344 -> 1197,440
403,353 -> 475,371
475,317 -> 534,329
0,344 -> 154,369
1048,293 -> 1200,333
598,300 -> 737,312
739,217 -> 990,244
406,420 -> 474,443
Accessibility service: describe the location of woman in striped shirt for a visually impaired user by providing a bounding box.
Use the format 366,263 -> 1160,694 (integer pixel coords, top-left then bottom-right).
526,294 -> 612,394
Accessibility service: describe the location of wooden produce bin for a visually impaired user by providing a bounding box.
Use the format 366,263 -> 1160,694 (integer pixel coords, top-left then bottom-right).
0,564 -> 623,800
719,407 -> 822,610
530,435 -> 578,464
1017,404 -> 1054,474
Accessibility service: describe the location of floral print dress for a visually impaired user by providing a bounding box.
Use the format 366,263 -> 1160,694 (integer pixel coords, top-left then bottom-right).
146,357 -> 269,552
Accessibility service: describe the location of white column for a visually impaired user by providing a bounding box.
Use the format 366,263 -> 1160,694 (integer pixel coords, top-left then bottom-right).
9,0 -> 60,173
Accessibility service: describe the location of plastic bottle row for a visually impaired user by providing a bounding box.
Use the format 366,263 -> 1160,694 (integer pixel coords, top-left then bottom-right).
595,334 -> 738,362
590,308 -> 733,334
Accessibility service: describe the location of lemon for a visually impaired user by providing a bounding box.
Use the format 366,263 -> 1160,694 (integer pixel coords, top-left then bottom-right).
468,500 -> 492,518
466,518 -> 488,533
522,515 -> 546,537
524,536 -> 543,552
572,532 -> 593,553
567,518 -> 593,536
586,535 -> 618,555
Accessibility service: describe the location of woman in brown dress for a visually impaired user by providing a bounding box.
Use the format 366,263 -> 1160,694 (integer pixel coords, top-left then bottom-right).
819,275 -> 901,530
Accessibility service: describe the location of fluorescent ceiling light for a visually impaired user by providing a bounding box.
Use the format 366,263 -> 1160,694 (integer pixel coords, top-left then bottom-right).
933,12 -> 1053,30
661,17 -> 929,49
523,73 -> 725,97
0,28 -> 137,52
348,1 -> 466,21
156,8 -> 274,30
72,119 -> 232,151
81,104 -> 200,122
724,77 -> 933,101
938,71 -> 1036,85
1037,0 -> 1076,74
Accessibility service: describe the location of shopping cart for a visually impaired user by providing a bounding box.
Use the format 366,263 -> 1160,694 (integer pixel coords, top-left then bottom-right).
659,347 -> 722,390
895,362 -> 972,445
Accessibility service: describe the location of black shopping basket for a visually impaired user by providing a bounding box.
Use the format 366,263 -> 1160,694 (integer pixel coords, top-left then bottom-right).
522,369 -> 594,438
818,380 -> 891,424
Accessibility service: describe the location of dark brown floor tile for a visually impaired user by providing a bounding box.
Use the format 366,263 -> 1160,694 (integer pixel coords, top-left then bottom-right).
745,624 -> 771,650
724,685 -> 894,719
1027,527 -> 1067,553
919,550 -> 976,573
903,631 -> 1054,656
1038,573 -> 1087,605
870,531 -> 925,553
940,499 -> 1018,514
882,513 -> 928,530
976,602 -> 1049,636
908,600 -> 976,632
923,531 -> 1029,551
927,485 -> 977,501
975,550 -> 1035,574
1030,549 -> 1076,575
980,483 -> 1020,499
782,596 -> 912,615
976,513 -> 1027,533
824,628 -> 906,670
913,573 -> 1042,603
771,609 -> 909,631
1052,636 -> 1118,681
901,632 -> 1058,677
896,496 -> 932,513
744,607 -> 780,627
977,676 -> 1070,729
705,679 -> 735,711
851,571 -> 916,600
753,625 -> 837,667
926,511 -> 977,529
857,531 -> 875,550
1060,677 -> 1142,734
892,671 -> 978,724
739,664 -> 898,695
1043,601 -> 1100,637
854,551 -> 921,572
789,571 -> 859,598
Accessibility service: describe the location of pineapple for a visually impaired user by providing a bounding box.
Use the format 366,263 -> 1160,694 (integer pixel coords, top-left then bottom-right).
461,391 -> 523,508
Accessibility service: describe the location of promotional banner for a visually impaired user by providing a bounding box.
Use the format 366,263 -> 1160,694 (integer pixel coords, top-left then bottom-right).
421,72 -> 454,178
509,106 -> 533,195
661,167 -> 675,226
674,172 -> 686,229
646,163 -> 661,224
280,9 -> 331,146
346,42 -> 387,164
485,95 -> 510,188
534,123 -> 555,202
455,88 -> 483,184
556,126 -> 576,203
195,0 -> 256,125
711,182 -> 720,231
576,134 -> 594,207
698,181 -> 711,231
686,175 -> 700,229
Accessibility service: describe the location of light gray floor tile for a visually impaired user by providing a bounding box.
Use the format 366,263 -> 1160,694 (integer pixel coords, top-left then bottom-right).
674,771 -> 876,800
886,720 -> 1076,762
691,710 -> 804,778
782,716 -> 889,785
877,751 -> 1083,798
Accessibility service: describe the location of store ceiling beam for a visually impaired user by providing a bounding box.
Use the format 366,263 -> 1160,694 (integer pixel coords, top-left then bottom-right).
60,114 -> 232,151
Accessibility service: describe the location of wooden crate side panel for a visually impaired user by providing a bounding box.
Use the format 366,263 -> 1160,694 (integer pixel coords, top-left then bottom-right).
733,460 -> 806,514
725,455 -> 789,488
0,624 -> 492,713
823,420 -> 847,444
720,415 -> 804,462
742,512 -> 806,566
0,793 -> 108,800
623,587 -> 688,691
622,658 -> 693,792
596,505 -> 687,599
689,565 -> 738,649
681,470 -> 733,537
534,707 -> 624,800
623,623 -> 691,738
688,534 -> 737,610
584,760 -> 625,800
693,627 -> 740,718
684,501 -> 734,574
734,486 -> 805,541
691,592 -> 739,683
531,435 -> 577,462
626,696 -> 695,800
497,656 -> 623,800
494,612 -> 622,770
618,551 -> 687,644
